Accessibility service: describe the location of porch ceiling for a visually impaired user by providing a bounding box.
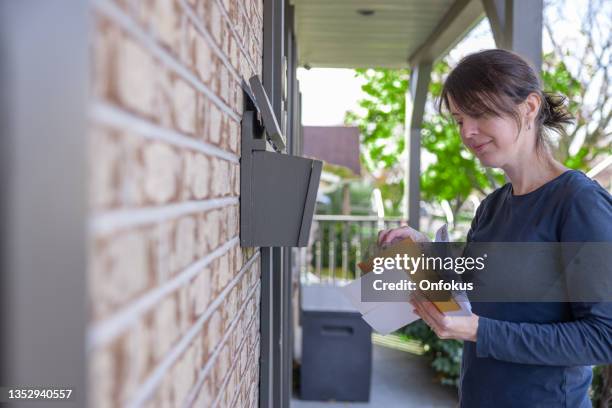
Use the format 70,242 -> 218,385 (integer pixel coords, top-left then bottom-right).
291,0 -> 485,68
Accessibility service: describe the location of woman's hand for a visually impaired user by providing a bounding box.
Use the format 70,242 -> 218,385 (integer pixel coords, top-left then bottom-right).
377,225 -> 430,246
409,294 -> 479,342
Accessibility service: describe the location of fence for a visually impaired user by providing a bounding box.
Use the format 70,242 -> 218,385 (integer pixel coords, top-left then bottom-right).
296,215 -> 406,285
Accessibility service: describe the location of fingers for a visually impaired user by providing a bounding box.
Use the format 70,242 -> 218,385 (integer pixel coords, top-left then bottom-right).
410,294 -> 451,339
377,227 -> 413,246
377,228 -> 392,245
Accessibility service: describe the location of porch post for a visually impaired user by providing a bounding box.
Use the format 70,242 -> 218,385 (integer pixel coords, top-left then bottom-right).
482,0 -> 543,73
404,63 -> 432,230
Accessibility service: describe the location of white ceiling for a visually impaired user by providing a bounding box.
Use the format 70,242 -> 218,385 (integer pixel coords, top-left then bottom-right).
291,0 -> 484,68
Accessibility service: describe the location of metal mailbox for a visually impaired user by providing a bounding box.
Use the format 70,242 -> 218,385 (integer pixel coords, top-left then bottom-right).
240,75 -> 322,247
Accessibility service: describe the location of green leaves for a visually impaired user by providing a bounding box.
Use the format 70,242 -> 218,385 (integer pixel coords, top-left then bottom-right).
345,63 -> 503,217
404,320 -> 463,387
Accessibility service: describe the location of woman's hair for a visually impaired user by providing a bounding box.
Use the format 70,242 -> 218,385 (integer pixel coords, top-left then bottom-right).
438,49 -> 574,153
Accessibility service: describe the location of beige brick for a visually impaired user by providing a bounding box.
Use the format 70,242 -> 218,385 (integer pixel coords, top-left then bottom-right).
207,309 -> 222,352
182,151 -> 196,199
191,268 -> 211,316
208,104 -> 222,144
151,0 -> 182,51
154,221 -> 172,283
217,344 -> 230,386
225,286 -> 237,319
192,153 -> 210,199
89,128 -> 120,209
88,346 -> 116,408
154,295 -> 179,360
172,345 -> 196,405
234,86 -> 244,115
143,142 -> 179,204
170,216 -> 196,273
193,379 -> 213,407
154,372 -> 174,408
172,79 -> 197,134
229,35 -> 239,72
210,158 -> 230,196
194,27 -> 215,84
202,209 -> 221,251
92,230 -> 150,316
177,285 -> 191,333
92,18 -> 118,100
153,71 -> 175,129
89,0 -> 266,404
122,319 -> 152,400
218,252 -> 231,290
116,38 -> 156,115
230,368 -> 239,400
209,1 -> 223,45
220,66 -> 230,103
228,119 -> 239,154
120,132 -> 147,206
193,338 -> 203,373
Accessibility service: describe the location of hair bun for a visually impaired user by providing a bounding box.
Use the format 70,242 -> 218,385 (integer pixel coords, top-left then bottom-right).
541,93 -> 574,134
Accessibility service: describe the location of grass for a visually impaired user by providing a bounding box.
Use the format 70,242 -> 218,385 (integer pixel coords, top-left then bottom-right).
371,332 -> 425,355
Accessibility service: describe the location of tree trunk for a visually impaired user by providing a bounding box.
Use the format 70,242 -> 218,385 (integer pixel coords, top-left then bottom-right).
341,184 -> 351,215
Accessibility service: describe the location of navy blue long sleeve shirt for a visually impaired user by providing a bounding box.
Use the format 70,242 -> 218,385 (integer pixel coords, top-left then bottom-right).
460,169 -> 612,408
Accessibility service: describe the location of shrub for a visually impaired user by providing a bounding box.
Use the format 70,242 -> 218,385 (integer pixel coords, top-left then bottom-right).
403,320 -> 463,386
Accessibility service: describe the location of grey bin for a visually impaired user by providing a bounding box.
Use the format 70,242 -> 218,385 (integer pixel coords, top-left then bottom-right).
300,284 -> 372,402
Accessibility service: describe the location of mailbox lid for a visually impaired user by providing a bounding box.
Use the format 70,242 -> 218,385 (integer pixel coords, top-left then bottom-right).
250,151 -> 319,246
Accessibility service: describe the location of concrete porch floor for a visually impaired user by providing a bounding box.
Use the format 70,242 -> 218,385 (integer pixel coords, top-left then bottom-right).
291,344 -> 459,408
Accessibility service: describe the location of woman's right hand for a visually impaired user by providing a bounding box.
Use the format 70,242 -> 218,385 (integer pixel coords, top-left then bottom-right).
377,225 -> 430,247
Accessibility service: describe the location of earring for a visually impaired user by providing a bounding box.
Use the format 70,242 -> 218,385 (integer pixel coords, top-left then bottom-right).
528,123 -> 531,130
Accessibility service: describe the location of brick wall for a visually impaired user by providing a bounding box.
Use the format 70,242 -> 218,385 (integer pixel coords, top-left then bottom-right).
87,0 -> 263,406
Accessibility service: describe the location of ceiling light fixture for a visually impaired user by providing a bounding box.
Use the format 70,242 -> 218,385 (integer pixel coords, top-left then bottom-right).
357,9 -> 375,16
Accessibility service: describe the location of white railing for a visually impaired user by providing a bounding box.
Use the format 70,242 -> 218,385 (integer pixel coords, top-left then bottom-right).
295,215 -> 406,286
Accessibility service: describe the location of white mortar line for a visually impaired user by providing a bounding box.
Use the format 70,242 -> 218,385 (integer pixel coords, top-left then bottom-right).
179,0 -> 244,84
214,324 -> 260,408
235,0 -> 263,55
183,278 -> 260,407
90,101 -> 239,164
90,197 -> 238,235
212,0 -> 260,74
93,0 -> 241,123
226,337 -> 260,408
87,237 -> 250,349
129,264 -> 261,408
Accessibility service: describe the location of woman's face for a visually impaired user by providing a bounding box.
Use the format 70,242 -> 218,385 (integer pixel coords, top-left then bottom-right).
448,97 -> 526,168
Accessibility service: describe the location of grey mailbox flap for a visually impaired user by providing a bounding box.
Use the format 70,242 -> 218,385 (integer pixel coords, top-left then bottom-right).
248,151 -> 322,247
248,75 -> 286,152
240,77 -> 322,248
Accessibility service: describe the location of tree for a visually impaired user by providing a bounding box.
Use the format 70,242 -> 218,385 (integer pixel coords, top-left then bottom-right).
543,0 -> 612,170
345,69 -> 410,216
345,61 -> 504,223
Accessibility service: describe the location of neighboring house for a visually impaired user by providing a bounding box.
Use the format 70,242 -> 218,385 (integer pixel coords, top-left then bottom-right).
303,126 -> 362,176
304,126 -> 362,214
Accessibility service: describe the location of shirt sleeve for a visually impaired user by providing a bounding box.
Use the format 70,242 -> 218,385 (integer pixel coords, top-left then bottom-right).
475,179 -> 612,366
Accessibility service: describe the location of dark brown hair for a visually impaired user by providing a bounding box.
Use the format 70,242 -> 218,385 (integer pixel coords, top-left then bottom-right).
438,49 -> 574,152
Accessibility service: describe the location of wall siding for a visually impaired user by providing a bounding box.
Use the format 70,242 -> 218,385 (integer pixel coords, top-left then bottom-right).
87,0 -> 263,406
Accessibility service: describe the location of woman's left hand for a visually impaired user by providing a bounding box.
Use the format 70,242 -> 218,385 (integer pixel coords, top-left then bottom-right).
409,294 -> 480,342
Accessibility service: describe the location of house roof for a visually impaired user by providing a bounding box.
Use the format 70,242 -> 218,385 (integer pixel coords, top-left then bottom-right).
303,126 -> 361,175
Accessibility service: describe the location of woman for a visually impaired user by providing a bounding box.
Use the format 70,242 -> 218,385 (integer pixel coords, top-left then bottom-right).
378,49 -> 612,407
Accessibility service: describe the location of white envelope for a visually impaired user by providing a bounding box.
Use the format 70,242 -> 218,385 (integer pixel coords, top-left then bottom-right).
339,224 -> 472,334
